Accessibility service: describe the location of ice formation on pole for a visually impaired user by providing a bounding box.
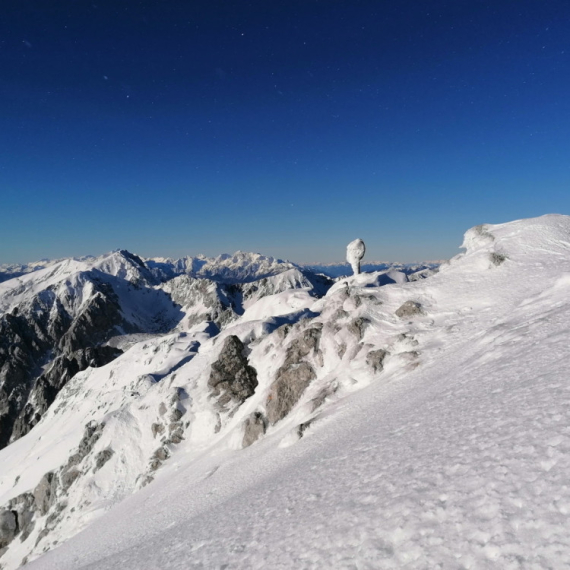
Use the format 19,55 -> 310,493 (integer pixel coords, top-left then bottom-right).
346,238 -> 366,275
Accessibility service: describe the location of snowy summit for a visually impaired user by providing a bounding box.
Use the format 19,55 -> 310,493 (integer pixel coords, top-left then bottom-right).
1,215 -> 570,569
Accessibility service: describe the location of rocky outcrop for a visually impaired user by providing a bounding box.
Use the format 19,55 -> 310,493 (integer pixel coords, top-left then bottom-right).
347,317 -> 371,340
0,278 -> 128,450
11,346 -> 122,443
395,301 -> 424,318
266,325 -> 322,425
366,349 -> 389,373
242,412 -> 267,448
208,336 -> 258,408
33,472 -> 57,516
0,509 -> 17,550
490,252 -> 507,266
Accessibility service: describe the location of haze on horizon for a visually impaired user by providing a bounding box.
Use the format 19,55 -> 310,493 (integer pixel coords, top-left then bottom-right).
2,0 -> 569,265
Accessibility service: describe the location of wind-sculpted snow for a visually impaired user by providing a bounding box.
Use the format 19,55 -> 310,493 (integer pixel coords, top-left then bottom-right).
346,238 -> 366,275
3,215 -> 570,569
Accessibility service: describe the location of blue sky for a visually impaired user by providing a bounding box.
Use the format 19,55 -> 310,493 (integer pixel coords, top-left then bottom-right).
1,0 -> 569,263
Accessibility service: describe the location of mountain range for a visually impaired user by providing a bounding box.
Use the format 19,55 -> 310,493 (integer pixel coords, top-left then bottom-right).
1,216 -> 570,569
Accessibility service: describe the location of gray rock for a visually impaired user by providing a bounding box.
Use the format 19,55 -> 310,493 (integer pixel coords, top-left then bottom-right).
7,492 -> 35,542
60,468 -> 80,491
242,412 -> 267,448
490,252 -> 507,266
33,472 -> 57,516
310,382 -> 338,412
395,301 -> 424,318
169,408 -> 183,422
153,447 -> 169,462
208,336 -> 258,407
68,421 -> 104,467
265,326 -> 323,425
93,449 -> 114,472
266,362 -> 316,425
366,349 -> 389,373
347,317 -> 370,339
0,509 -> 17,549
12,345 -> 122,442
285,326 -> 322,363
297,419 -> 314,438
151,423 -> 165,437
332,308 -> 349,321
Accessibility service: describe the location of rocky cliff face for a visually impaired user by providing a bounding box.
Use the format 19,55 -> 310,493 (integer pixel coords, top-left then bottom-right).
0,253 -> 180,451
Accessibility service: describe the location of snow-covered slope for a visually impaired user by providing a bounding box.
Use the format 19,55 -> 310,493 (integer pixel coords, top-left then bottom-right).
0,250 -> 330,455
146,251 -> 296,283
2,215 -> 570,569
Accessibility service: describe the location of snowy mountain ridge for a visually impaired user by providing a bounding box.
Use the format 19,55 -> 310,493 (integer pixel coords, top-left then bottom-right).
1,215 -> 570,569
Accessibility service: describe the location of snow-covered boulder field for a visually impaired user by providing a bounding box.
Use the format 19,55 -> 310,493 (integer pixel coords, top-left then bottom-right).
1,214 -> 570,569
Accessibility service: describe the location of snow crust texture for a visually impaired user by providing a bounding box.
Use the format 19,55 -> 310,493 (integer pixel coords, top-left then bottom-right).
2,215 -> 570,569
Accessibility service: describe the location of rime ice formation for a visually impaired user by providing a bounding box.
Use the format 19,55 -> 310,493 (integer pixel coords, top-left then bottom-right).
346,238 -> 366,275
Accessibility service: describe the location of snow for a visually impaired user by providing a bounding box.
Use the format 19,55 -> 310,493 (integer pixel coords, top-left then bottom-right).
2,214 -> 570,569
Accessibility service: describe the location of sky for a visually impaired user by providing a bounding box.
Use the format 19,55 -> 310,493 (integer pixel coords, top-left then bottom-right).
1,0 -> 569,264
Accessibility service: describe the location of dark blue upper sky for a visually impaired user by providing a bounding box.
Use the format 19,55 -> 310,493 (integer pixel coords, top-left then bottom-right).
2,0 -> 569,263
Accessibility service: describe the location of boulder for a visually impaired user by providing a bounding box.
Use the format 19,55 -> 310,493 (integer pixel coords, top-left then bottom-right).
242,412 -> 267,448
0,509 -> 17,549
33,472 -> 57,516
208,336 -> 258,407
395,301 -> 424,318
366,349 -> 389,373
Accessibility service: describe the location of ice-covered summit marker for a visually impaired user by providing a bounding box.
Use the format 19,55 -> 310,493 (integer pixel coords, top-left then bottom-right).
346,238 -> 366,275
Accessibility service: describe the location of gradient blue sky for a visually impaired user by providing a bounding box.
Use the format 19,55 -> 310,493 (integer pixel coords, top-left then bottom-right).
2,0 -> 569,264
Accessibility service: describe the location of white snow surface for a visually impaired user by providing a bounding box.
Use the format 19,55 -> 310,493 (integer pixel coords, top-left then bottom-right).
1,215 -> 570,568
145,251 -> 296,283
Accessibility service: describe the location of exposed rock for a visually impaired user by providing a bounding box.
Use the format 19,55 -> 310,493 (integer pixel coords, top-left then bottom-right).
12,346 -> 122,442
7,492 -> 35,542
153,447 -> 169,462
168,428 -> 184,444
0,275 -> 131,450
33,472 -> 57,516
395,301 -> 424,318
68,421 -> 104,467
169,408 -> 183,422
266,362 -> 316,425
93,449 -> 114,472
242,412 -> 267,448
151,423 -> 165,437
60,468 -> 81,491
310,382 -> 338,412
275,323 -> 292,340
0,509 -> 17,549
265,325 -> 322,425
490,252 -> 507,266
297,419 -> 315,438
208,336 -> 258,407
366,349 -> 389,373
347,317 -> 371,340
285,325 -> 322,363
332,308 -> 349,321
